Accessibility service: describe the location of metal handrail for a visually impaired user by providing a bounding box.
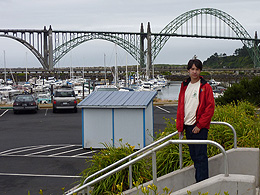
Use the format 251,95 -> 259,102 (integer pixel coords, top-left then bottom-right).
210,121 -> 237,148
82,131 -> 178,185
65,139 -> 228,195
67,121 -> 236,194
178,121 -> 237,169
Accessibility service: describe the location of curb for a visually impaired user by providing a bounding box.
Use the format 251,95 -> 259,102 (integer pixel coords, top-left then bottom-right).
0,107 -> 13,109
0,104 -> 53,109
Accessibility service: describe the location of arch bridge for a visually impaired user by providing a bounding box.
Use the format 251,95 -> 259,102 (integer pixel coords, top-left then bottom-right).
0,8 -> 259,78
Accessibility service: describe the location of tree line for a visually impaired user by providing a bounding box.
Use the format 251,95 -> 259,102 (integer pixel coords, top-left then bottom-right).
203,45 -> 256,69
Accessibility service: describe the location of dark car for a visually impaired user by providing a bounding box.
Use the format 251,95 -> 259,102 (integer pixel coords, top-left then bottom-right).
52,87 -> 77,113
13,94 -> 38,114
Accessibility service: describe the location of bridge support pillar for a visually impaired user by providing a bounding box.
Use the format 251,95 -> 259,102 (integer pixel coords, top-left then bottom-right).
48,26 -> 53,71
44,26 -> 48,70
43,26 -> 54,70
253,31 -> 260,68
140,23 -> 145,69
146,22 -> 152,79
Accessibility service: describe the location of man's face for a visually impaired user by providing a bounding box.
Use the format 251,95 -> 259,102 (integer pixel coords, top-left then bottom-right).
188,64 -> 201,81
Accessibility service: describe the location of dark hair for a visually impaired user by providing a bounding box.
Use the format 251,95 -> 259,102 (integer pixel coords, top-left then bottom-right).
187,59 -> 203,70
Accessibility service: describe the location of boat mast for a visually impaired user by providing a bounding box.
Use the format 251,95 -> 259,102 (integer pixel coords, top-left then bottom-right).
125,54 -> 128,87
10,68 -> 16,85
104,53 -> 107,85
3,50 -> 6,84
136,63 -> 139,83
70,53 -> 73,79
82,67 -> 84,80
26,52 -> 28,82
152,63 -> 154,79
114,45 -> 118,87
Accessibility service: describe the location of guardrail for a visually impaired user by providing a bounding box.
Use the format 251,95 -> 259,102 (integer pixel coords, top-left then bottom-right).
178,121 -> 237,169
83,131 -> 179,186
210,121 -> 237,148
65,140 -> 228,195
66,121 -> 236,195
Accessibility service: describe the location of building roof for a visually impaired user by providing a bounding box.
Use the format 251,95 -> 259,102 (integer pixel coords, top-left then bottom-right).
78,91 -> 157,108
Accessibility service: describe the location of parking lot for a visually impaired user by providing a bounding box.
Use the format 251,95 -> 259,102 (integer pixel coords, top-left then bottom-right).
0,106 -> 177,194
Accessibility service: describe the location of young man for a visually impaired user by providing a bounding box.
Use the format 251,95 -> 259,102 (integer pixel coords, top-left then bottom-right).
176,58 -> 215,182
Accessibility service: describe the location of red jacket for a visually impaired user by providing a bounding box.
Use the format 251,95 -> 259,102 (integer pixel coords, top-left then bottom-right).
176,76 -> 215,132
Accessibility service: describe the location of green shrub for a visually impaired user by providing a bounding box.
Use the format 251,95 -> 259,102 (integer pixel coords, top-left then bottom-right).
216,76 -> 260,106
79,140 -> 152,195
200,71 -> 210,76
211,101 -> 259,148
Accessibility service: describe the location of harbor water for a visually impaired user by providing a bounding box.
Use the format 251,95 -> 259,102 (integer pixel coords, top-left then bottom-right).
156,81 -> 182,101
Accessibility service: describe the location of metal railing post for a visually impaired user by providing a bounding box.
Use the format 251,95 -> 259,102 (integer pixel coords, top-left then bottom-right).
129,157 -> 133,189
87,186 -> 90,195
179,135 -> 183,169
152,151 -> 157,185
152,151 -> 157,195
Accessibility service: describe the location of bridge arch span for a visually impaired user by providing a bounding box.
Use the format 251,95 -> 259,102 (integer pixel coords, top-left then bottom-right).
53,33 -> 140,67
0,34 -> 48,69
152,8 -> 259,66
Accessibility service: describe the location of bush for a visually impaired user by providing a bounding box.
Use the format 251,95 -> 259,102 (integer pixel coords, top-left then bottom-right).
211,101 -> 259,149
216,76 -> 260,106
79,140 -> 152,195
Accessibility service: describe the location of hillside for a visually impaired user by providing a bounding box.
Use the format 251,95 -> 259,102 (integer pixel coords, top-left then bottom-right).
203,45 -> 255,68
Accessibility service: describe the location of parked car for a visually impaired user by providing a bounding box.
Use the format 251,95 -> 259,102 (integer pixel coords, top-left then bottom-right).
37,93 -> 51,104
52,87 -> 77,113
13,94 -> 38,114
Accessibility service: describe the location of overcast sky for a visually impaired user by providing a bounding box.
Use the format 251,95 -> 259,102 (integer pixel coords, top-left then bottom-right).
0,0 -> 260,68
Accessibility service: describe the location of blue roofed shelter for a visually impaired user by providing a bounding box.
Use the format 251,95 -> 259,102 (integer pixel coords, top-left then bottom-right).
78,91 -> 157,149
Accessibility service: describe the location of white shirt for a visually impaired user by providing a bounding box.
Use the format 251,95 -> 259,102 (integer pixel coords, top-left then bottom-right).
184,80 -> 200,125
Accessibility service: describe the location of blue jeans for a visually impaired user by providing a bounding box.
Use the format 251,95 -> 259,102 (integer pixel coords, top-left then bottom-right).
185,125 -> 209,182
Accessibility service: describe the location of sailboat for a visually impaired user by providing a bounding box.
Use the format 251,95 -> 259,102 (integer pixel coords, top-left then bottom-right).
0,51 -> 21,103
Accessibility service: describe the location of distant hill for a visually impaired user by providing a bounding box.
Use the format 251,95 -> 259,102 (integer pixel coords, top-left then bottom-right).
203,45 -> 255,68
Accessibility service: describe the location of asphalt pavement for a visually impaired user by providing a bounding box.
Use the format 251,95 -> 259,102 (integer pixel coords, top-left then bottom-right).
0,106 -> 177,194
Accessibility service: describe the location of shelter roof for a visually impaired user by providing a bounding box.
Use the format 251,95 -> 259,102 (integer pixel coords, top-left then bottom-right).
78,91 -> 157,108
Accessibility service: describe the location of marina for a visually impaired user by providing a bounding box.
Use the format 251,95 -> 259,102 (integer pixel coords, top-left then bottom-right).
0,74 -> 175,105
0,75 -> 227,106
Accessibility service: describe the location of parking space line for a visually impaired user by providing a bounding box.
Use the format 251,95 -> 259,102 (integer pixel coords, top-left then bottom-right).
0,109 -> 9,117
71,150 -> 97,157
0,172 -> 81,178
45,109 -> 48,116
156,106 -> 171,113
25,145 -> 76,156
0,145 -> 38,155
49,147 -> 83,156
0,144 -> 95,158
0,154 -> 93,159
1,145 -> 52,155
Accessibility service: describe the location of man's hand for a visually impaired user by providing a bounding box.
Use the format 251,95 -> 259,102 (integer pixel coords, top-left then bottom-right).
192,126 -> 200,134
178,131 -> 184,139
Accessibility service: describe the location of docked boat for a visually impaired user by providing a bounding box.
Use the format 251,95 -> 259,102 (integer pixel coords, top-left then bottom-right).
0,85 -> 22,103
73,85 -> 91,100
36,93 -> 52,104
208,79 -> 221,87
94,85 -> 118,91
